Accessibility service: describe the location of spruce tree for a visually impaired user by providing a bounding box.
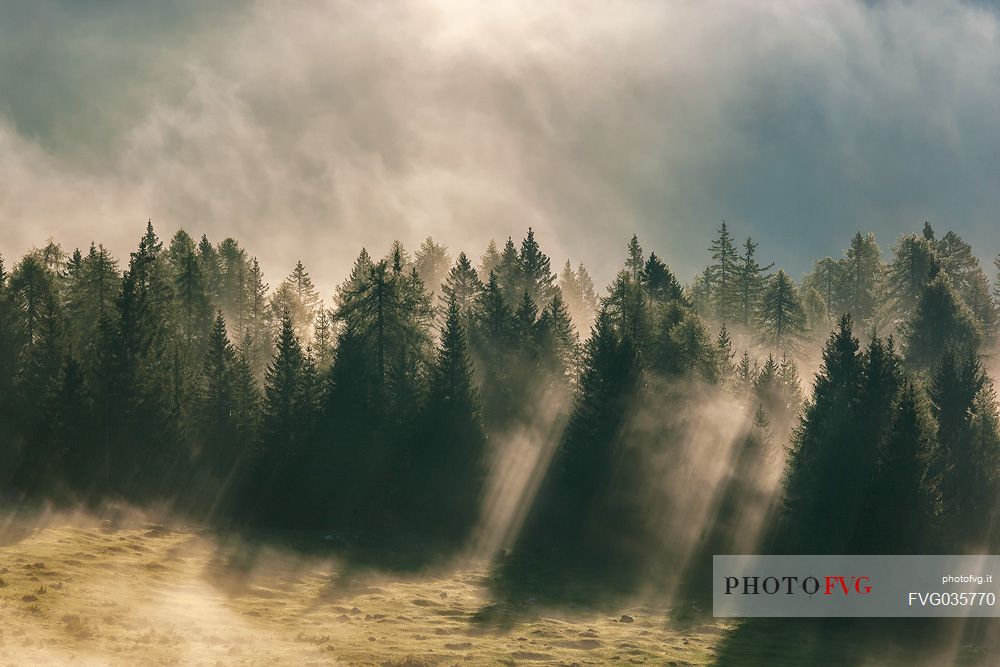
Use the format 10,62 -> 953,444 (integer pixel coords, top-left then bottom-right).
114,221 -> 179,494
643,252 -> 685,304
843,232 -> 883,323
905,270 -> 981,369
244,257 -> 272,379
479,239 -> 501,278
760,270 -> 806,349
64,244 -> 119,369
518,228 -> 556,306
536,291 -> 580,383
312,307 -> 334,370
803,257 -> 847,322
936,231 -> 993,333
471,271 -> 515,428
407,296 -> 487,544
779,316 -> 863,552
854,381 -> 939,553
414,236 -> 450,295
218,237 -> 249,331
887,233 -> 937,324
261,312 -> 304,458
930,351 -> 1000,549
50,353 -> 96,495
625,235 -> 644,281
716,324 -> 735,383
440,252 -> 483,325
271,261 -> 321,340
0,254 -> 15,480
709,221 -> 740,322
735,236 -> 772,327
735,351 -> 757,399
575,263 -> 598,318
198,234 -> 222,301
199,313 -> 241,477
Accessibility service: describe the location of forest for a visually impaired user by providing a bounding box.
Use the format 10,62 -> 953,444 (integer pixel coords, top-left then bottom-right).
0,219 -> 998,600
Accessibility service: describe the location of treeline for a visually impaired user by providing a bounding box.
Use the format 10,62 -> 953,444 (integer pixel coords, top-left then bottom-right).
0,220 -> 998,568
0,224 -> 592,550
690,220 -> 994,356
500,221 -> 1000,600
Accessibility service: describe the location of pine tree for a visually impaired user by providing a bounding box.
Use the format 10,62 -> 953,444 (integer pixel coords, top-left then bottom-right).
440,252 -> 483,325
7,255 -> 60,358
689,267 -> 714,316
114,221 -> 179,493
479,239 -> 501,278
664,311 -> 718,381
64,244 -> 119,368
471,271 -> 514,428
334,253 -> 433,424
735,351 -> 757,398
854,381 -> 940,553
414,237 -> 450,296
198,234 -> 222,302
716,324 -> 735,383
518,228 -> 556,306
843,232 -> 883,323
803,257 -> 847,322
779,316 -> 863,552
576,263 -> 598,317
905,270 -> 981,369
643,253 -> 685,304
887,233 -> 937,324
930,351 -> 1000,549
536,291 -> 580,383
12,292 -> 64,490
709,221 -> 740,322
199,313 -> 241,477
936,231 -> 994,336
218,237 -> 249,331
0,254 -> 15,473
923,221 -> 936,242
261,310 -> 305,458
605,271 -> 651,356
312,307 -> 334,370
244,257 -> 272,379
514,305 -> 642,571
801,286 -> 829,335
271,261 -> 321,341
735,236 -> 772,327
626,235 -> 644,281
777,354 -> 803,414
513,290 -> 539,348
407,296 -> 487,543
754,353 -> 779,408
760,270 -> 806,349
169,236 -> 213,352
50,353 -> 96,495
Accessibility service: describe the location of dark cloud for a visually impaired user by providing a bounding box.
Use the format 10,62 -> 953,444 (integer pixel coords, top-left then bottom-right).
0,0 -> 999,296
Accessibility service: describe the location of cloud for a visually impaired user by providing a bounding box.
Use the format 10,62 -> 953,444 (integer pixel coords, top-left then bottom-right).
1,0 -> 999,296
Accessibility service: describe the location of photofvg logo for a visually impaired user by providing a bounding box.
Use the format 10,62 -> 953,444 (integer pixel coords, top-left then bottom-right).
723,574 -> 873,597
713,555 -> 1000,618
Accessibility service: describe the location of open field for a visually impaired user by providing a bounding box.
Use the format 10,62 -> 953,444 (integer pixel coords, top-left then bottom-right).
0,513 -> 726,666
2,512 -> 997,666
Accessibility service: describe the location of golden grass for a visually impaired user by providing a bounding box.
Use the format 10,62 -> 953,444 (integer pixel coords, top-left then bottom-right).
0,517 -> 726,665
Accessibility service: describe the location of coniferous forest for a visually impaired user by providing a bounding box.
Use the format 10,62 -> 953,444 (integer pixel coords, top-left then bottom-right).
2,219 -> 1000,599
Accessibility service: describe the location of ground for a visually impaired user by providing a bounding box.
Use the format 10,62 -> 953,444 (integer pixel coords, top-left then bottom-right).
0,514 -> 725,666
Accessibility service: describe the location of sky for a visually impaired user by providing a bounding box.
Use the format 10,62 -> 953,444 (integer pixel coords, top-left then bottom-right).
1,0 -> 999,296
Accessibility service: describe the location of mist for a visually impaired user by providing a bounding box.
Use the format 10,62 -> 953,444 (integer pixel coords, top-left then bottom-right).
5,1 -> 1000,665
4,0 -> 1000,295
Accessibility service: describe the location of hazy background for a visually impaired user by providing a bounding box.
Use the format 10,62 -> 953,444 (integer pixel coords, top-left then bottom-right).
2,0 -> 1000,295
